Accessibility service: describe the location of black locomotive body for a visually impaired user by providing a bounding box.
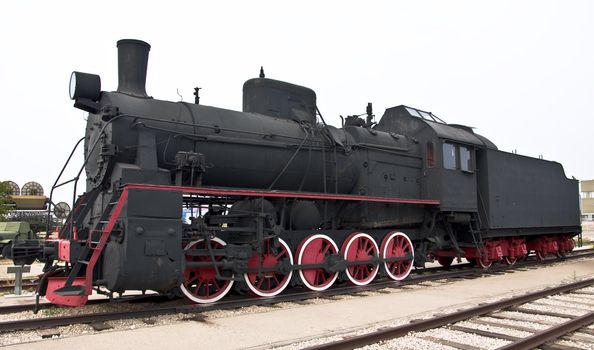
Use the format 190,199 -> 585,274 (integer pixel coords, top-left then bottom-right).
12,40 -> 580,306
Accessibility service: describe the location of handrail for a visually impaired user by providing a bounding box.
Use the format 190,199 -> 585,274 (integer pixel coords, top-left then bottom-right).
46,114 -> 125,239
46,137 -> 85,238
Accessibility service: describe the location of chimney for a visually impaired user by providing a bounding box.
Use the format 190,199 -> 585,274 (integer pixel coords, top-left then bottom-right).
116,39 -> 150,97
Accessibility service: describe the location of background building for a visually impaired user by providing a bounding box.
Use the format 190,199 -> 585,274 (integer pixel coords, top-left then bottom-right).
581,180 -> 594,222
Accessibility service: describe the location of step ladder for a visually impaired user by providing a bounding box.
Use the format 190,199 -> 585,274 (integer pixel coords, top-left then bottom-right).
469,213 -> 486,260
53,190 -> 127,297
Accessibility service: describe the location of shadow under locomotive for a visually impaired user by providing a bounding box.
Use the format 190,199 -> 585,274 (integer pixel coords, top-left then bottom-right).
6,39 -> 581,306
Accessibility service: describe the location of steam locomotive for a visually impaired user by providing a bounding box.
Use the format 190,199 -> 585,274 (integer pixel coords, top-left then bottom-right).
10,39 -> 581,306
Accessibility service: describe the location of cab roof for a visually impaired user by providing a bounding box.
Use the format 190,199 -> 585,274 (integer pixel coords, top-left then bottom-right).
376,105 -> 498,149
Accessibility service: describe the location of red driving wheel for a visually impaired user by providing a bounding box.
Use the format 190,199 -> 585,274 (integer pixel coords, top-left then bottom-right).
296,234 -> 339,291
340,232 -> 379,286
380,231 -> 415,280
244,238 -> 293,297
181,238 -> 234,303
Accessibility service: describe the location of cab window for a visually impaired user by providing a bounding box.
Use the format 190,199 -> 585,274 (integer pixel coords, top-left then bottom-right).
426,142 -> 435,168
443,143 -> 457,170
460,146 -> 472,172
443,142 -> 473,172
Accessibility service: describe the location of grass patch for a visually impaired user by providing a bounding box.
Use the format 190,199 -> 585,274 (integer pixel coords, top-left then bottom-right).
42,307 -> 63,316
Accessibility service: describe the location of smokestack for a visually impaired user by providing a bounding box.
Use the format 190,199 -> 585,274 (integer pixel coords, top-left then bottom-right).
116,39 -> 150,97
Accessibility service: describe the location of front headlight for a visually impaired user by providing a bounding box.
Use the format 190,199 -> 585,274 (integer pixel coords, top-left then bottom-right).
69,71 -> 101,101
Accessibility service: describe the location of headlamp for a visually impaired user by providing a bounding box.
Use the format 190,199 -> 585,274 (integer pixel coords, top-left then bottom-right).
69,71 -> 101,101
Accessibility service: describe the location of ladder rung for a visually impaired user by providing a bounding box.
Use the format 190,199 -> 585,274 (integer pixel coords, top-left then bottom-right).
78,260 -> 89,265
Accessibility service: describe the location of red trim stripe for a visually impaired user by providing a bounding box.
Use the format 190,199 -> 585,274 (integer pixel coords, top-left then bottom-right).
84,188 -> 130,294
125,183 -> 440,205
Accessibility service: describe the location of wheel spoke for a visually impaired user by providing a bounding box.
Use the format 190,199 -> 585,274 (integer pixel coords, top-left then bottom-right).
321,242 -> 332,255
356,265 -> 363,279
317,270 -> 326,284
394,237 -> 402,250
277,249 -> 286,259
273,274 -> 281,286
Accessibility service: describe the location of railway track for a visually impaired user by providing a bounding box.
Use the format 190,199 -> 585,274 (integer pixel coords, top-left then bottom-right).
0,281 -> 37,294
0,247 -> 591,303
0,249 -> 592,336
304,277 -> 594,350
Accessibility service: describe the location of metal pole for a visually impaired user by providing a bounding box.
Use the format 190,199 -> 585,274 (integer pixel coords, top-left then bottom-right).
14,269 -> 22,295
7,265 -> 30,296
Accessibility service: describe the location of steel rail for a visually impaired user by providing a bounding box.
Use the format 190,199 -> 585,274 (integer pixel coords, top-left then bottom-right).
0,282 -> 37,294
0,293 -> 166,315
0,263 -> 491,332
0,257 -> 486,316
495,310 -> 594,350
304,277 -> 594,350
0,266 -> 477,332
0,307 -> 178,332
0,249 -> 592,332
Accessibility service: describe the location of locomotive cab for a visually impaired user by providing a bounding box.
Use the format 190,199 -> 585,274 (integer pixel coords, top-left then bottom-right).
375,105 -> 495,213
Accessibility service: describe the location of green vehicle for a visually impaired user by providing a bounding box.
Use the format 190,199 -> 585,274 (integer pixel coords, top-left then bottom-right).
0,222 -> 38,263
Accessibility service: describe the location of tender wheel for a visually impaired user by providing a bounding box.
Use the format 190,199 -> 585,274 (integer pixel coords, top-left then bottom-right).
181,238 -> 234,303
437,256 -> 454,267
503,256 -> 517,266
296,234 -> 339,291
244,238 -> 293,297
380,231 -> 414,281
477,257 -> 493,269
535,250 -> 546,261
341,232 -> 379,286
516,254 -> 528,262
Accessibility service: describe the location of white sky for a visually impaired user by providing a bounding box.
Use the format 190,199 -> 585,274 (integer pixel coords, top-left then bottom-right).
1,0 -> 593,204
